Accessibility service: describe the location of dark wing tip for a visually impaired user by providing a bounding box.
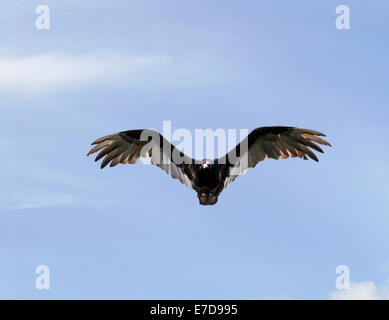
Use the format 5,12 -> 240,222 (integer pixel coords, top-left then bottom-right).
300,128 -> 327,137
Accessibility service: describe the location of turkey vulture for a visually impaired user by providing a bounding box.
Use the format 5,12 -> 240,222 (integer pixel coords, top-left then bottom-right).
87,126 -> 331,205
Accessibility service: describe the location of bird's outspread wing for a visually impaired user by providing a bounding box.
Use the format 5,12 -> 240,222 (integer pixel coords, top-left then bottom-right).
87,129 -> 195,188
220,126 -> 331,188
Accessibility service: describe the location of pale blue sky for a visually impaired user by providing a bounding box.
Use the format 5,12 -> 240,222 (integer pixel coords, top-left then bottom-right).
1,1 -> 389,299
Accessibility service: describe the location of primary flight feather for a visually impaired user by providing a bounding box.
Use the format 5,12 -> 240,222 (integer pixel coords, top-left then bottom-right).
87,126 -> 331,205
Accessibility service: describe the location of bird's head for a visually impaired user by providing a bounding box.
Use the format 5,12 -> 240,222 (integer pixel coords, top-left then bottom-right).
201,159 -> 212,169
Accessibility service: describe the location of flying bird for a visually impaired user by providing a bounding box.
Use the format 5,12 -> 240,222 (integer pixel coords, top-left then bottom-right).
87,126 -> 331,205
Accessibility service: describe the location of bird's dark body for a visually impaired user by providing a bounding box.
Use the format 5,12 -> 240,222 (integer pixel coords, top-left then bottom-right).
188,164 -> 228,205
88,126 -> 331,206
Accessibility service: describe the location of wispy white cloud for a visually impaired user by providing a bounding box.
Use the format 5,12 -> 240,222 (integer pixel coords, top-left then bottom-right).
0,51 -> 216,94
329,281 -> 389,300
0,187 -> 120,211
0,52 -> 164,93
3,190 -> 76,210
0,161 -> 121,210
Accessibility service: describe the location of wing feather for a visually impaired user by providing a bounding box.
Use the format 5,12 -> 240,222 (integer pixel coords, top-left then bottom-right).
220,126 -> 331,189
88,129 -> 195,189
